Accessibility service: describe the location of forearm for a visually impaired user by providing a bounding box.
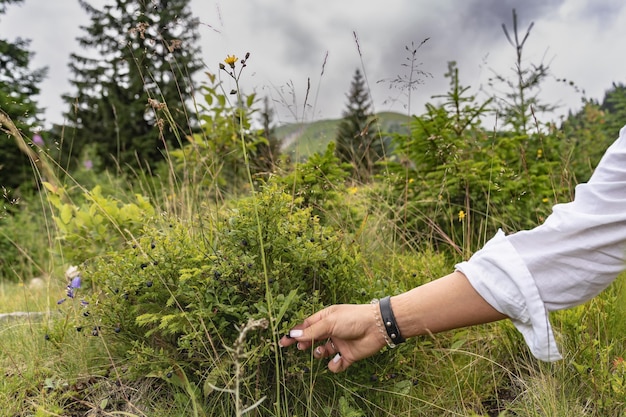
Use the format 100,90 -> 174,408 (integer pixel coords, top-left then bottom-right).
391,271 -> 507,338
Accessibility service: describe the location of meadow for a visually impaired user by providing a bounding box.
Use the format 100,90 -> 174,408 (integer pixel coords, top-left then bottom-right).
1,39 -> 626,417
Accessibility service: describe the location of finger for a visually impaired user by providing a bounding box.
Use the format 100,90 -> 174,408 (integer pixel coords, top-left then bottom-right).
325,339 -> 339,355
312,339 -> 337,359
278,329 -> 302,348
294,307 -> 336,343
327,353 -> 352,373
281,305 -> 339,351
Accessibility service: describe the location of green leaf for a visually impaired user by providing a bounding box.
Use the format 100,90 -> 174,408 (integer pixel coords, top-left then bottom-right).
99,398 -> 108,409
60,204 -> 73,225
246,93 -> 255,108
275,289 -> 298,324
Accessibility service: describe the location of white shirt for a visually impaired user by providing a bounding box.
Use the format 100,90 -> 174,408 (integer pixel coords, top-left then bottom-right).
456,125 -> 626,361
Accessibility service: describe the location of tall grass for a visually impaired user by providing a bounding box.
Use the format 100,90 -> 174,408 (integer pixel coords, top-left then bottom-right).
1,18 -> 625,417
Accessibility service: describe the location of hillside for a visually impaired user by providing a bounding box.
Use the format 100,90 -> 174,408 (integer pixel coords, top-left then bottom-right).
276,111 -> 411,159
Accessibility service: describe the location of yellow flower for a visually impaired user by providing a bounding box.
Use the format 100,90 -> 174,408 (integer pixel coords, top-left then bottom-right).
224,55 -> 238,68
542,197 -> 549,203
536,148 -> 543,159
458,210 -> 466,221
408,178 -> 414,184
347,186 -> 358,195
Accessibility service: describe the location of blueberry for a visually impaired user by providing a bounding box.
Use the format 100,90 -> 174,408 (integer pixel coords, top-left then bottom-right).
146,281 -> 153,288
114,326 -> 121,333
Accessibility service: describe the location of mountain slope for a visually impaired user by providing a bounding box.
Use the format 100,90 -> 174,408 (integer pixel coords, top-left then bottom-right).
276,111 -> 411,159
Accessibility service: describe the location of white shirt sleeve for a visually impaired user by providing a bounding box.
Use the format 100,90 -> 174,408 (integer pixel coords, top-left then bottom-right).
455,125 -> 626,362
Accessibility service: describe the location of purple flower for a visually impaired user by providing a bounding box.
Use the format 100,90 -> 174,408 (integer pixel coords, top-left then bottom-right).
83,159 -> 93,170
66,287 -> 75,298
57,298 -> 66,305
70,276 -> 82,289
33,134 -> 44,147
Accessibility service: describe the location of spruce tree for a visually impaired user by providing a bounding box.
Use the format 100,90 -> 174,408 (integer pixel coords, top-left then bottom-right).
0,0 -> 47,190
62,0 -> 203,173
335,68 -> 381,182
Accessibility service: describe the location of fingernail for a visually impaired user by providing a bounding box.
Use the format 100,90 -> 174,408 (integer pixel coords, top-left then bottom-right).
289,329 -> 303,338
332,353 -> 341,364
315,346 -> 322,356
297,342 -> 303,350
278,340 -> 284,348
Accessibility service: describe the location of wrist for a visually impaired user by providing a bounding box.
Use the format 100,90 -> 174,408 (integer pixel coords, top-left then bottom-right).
371,297 -> 406,348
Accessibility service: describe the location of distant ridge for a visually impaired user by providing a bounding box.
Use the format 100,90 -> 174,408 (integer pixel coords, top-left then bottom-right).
275,111 -> 411,159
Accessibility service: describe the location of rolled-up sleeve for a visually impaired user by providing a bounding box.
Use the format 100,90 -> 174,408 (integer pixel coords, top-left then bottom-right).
456,126 -> 626,361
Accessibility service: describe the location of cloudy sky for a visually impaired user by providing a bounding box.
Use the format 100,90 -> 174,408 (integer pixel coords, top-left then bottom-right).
2,0 -> 626,129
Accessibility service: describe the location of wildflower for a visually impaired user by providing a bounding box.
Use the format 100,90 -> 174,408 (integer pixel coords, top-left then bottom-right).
347,186 -> 358,195
33,134 -> 44,147
70,276 -> 82,289
57,298 -> 66,305
536,149 -> 543,159
62,266 -> 82,299
408,178 -> 414,184
224,54 -> 238,69
66,276 -> 81,298
83,159 -> 93,170
542,197 -> 549,203
458,210 -> 466,221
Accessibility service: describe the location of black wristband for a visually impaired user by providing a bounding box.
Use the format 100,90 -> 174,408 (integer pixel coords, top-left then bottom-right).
379,296 -> 405,345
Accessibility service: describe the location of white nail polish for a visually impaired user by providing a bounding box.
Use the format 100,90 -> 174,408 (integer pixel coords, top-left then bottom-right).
289,329 -> 303,338
332,353 -> 341,363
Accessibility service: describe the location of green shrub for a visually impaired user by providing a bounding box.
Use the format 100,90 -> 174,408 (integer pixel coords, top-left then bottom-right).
275,142 -> 358,229
51,183 -> 363,413
46,183 -> 156,264
378,62 -> 570,256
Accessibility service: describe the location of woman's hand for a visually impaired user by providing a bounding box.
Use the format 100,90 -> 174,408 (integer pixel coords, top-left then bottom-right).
279,303 -> 387,372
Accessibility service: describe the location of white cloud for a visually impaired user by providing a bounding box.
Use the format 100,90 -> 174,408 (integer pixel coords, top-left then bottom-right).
1,0 -> 626,129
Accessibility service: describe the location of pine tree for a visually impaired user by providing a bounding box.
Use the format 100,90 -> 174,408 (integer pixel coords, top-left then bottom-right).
62,0 -> 203,173
335,68 -> 382,182
0,0 -> 47,190
490,9 -> 555,134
